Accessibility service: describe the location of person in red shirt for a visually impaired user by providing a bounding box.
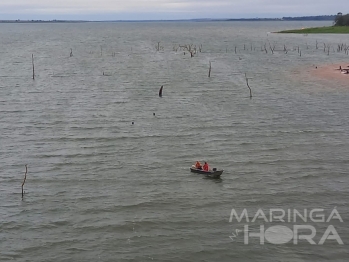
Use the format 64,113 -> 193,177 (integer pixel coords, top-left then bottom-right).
195,161 -> 202,170
203,162 -> 209,171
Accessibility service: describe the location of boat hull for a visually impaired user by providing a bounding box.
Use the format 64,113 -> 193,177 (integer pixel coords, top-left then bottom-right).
190,167 -> 223,178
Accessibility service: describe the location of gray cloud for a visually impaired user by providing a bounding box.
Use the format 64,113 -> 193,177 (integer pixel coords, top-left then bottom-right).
0,0 -> 346,20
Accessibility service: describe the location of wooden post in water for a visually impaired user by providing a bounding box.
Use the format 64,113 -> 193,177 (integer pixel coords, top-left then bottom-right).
22,165 -> 28,198
208,61 -> 211,78
269,43 -> 275,54
245,73 -> 252,99
32,54 -> 35,80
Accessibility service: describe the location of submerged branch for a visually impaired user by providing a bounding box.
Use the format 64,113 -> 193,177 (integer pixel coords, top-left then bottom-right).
245,73 -> 252,99
32,54 -> 35,80
208,61 -> 211,77
22,165 -> 27,198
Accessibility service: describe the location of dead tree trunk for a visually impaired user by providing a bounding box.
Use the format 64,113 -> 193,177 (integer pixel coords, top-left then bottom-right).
264,43 -> 268,54
269,43 -> 275,54
208,61 -> 211,77
22,165 -> 27,198
32,54 -> 35,80
245,73 -> 252,99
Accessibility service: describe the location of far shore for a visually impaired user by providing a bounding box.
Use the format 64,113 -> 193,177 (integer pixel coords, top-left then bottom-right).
277,26 -> 349,34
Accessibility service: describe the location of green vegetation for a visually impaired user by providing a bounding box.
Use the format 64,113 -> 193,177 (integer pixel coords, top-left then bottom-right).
277,26 -> 349,34
278,12 -> 349,34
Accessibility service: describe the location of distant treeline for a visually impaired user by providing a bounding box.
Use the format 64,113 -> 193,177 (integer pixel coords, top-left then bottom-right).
226,18 -> 281,21
0,20 -> 88,23
281,15 -> 335,21
223,15 -> 336,22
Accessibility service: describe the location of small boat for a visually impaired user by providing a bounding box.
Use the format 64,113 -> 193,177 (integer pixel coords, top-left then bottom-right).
190,166 -> 223,178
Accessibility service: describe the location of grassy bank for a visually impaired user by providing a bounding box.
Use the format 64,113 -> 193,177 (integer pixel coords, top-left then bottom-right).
277,26 -> 349,34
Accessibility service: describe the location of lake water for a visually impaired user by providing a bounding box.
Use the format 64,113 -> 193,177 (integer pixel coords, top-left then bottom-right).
0,21 -> 348,261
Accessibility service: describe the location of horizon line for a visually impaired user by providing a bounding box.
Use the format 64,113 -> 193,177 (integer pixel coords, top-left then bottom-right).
0,15 -> 337,23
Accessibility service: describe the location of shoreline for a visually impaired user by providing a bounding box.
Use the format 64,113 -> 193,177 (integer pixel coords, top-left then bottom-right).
276,26 -> 349,34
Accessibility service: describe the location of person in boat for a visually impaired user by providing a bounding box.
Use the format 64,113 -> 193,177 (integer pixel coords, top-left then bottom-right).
203,162 -> 209,171
195,161 -> 202,170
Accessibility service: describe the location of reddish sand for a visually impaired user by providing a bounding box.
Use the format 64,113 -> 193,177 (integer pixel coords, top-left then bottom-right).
309,63 -> 349,85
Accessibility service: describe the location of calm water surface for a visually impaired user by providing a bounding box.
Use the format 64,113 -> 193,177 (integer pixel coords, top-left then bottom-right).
0,21 -> 349,261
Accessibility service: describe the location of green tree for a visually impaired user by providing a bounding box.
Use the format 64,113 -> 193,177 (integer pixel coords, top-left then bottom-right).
334,13 -> 349,26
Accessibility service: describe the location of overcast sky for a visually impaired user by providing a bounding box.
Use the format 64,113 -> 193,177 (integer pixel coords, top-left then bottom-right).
0,0 -> 346,20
